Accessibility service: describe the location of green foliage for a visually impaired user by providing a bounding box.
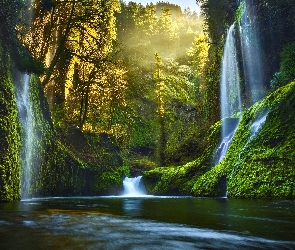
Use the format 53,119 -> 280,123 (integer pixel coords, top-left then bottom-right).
92,165 -> 129,195
271,42 -> 295,90
0,0 -> 45,74
0,0 -> 25,44
143,119 -> 222,195
194,81 -> 295,199
234,1 -> 245,24
0,44 -> 21,202
12,46 -> 45,75
24,76 -> 124,197
143,158 -> 209,195
93,170 -> 122,195
144,81 -> 295,199
197,0 -> 238,43
256,0 -> 295,86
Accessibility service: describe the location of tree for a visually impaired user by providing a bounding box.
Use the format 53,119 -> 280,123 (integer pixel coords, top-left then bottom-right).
24,0 -> 121,105
24,0 -> 129,132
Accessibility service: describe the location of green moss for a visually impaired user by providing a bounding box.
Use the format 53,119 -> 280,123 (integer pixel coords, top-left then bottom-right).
0,44 -> 21,202
143,158 -> 208,195
235,1 -> 245,25
194,81 -> 295,199
143,120 -> 221,195
93,170 -> 121,195
144,81 -> 295,199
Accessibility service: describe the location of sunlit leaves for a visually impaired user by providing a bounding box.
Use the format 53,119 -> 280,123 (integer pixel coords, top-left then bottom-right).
24,0 -> 127,132
187,33 -> 210,79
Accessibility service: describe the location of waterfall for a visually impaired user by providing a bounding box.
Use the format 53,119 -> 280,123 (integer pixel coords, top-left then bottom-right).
216,0 -> 266,165
15,0 -> 35,199
16,74 -> 34,199
220,24 -> 242,121
121,176 -> 147,197
239,0 -> 265,105
215,24 -> 242,164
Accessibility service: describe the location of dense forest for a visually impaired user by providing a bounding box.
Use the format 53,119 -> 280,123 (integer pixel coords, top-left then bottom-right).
0,0 -> 295,202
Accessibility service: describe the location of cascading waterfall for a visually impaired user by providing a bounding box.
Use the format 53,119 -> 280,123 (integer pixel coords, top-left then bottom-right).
15,0 -> 35,199
239,0 -> 265,105
16,74 -> 34,199
220,24 -> 242,121
215,24 -> 242,164
216,0 -> 266,165
121,176 -> 147,197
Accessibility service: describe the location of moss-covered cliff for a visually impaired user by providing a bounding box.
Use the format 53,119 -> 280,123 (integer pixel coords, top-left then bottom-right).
0,48 -> 126,201
144,81 -> 295,199
0,44 -> 21,202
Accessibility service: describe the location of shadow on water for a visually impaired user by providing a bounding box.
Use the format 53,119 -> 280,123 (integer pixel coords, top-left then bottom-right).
1,197 -> 295,249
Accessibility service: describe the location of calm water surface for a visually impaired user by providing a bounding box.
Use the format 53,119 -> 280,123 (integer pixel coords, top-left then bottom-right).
0,197 -> 295,249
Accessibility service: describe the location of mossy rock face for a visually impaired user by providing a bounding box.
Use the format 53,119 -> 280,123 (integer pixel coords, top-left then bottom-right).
0,45 -> 21,202
92,171 -> 122,195
193,81 -> 295,199
128,159 -> 156,177
226,81 -> 295,199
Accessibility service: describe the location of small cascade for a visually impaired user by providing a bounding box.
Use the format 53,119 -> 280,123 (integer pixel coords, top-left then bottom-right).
215,118 -> 240,164
121,176 -> 147,197
240,113 -> 268,160
16,74 -> 34,199
215,126 -> 238,164
250,114 -> 267,139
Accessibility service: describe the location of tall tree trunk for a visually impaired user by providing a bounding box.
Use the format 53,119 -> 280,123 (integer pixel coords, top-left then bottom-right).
41,1 -> 76,88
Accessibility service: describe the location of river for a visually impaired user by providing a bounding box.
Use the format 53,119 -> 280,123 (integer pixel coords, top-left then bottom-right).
0,197 -> 295,249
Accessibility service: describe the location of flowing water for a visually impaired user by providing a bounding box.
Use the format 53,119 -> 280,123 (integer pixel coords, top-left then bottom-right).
122,176 -> 148,197
216,24 -> 241,164
239,0 -> 265,104
0,197 -> 295,249
16,74 -> 34,199
220,24 -> 242,121
216,0 -> 267,165
14,0 -> 36,199
215,125 -> 238,164
250,113 -> 267,139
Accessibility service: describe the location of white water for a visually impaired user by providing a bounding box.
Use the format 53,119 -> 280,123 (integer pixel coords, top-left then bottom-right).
121,176 -> 147,197
216,24 -> 241,164
15,0 -> 36,200
16,74 -> 34,199
215,126 -> 238,164
239,0 -> 265,104
250,114 -> 267,139
220,24 -> 242,121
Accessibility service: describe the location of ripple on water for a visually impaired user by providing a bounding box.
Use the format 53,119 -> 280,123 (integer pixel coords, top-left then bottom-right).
34,212 -> 295,250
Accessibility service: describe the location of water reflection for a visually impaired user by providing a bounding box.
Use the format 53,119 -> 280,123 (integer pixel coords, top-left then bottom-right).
123,198 -> 143,216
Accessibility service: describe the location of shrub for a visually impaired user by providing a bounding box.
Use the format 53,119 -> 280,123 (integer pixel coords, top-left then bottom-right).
271,42 -> 295,90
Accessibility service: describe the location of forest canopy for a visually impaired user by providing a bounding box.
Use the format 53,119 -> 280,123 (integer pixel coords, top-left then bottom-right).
5,0 -> 206,167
